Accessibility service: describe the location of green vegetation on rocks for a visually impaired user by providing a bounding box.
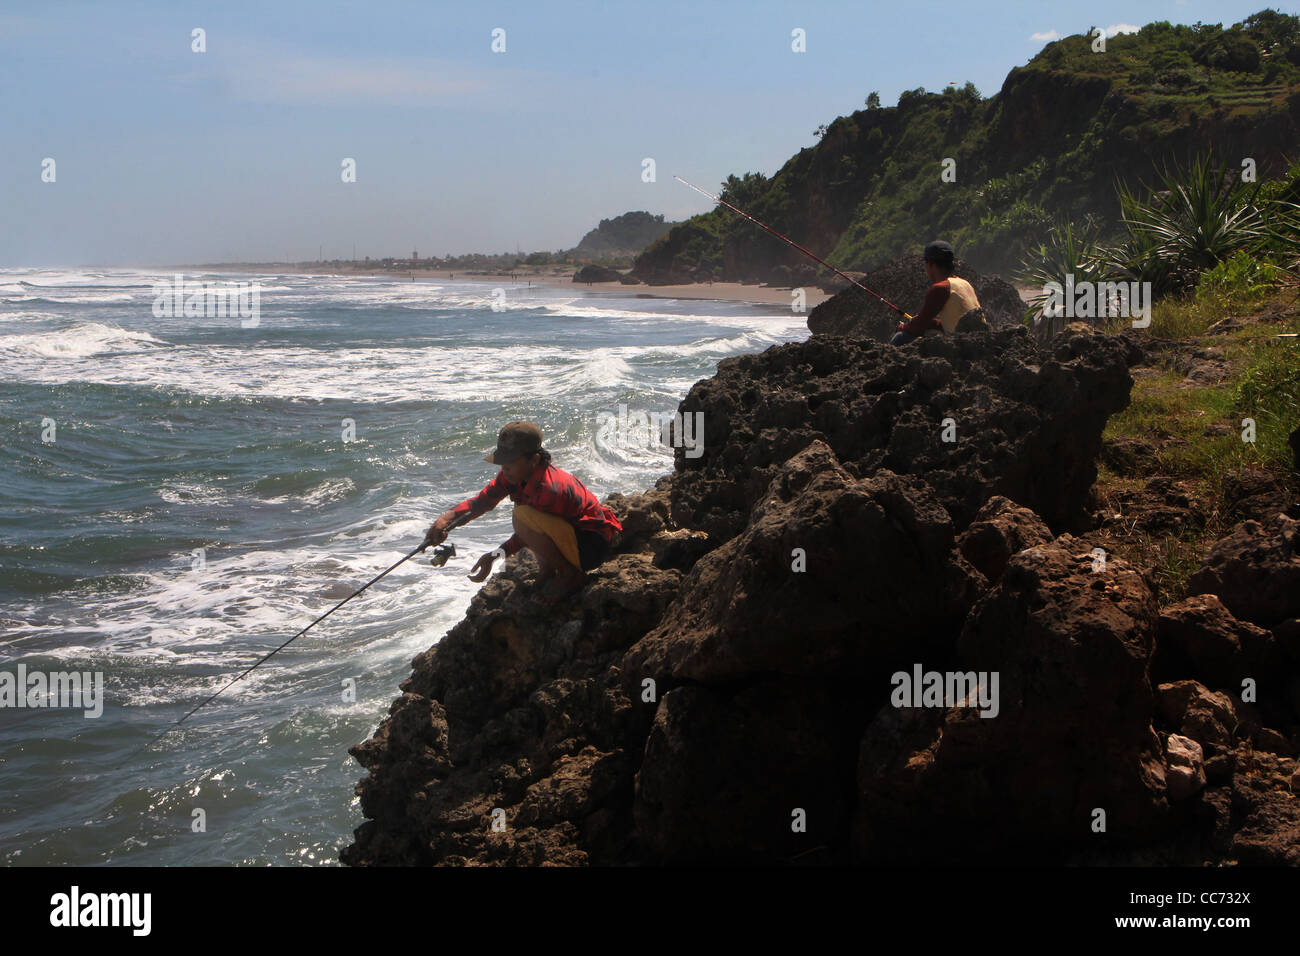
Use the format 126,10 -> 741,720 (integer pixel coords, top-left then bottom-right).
634,11 -> 1300,283
574,211 -> 681,261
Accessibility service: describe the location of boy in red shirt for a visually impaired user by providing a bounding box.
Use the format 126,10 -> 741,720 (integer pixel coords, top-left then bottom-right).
425,421 -> 622,605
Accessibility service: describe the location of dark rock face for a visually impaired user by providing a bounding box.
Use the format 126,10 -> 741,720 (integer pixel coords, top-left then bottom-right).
669,327 -> 1132,538
955,495 -> 1054,584
954,307 -> 992,332
857,538 -> 1164,858
806,254 -> 1025,340
573,264 -> 623,283
1163,734 -> 1206,801
342,324 -> 1300,867
1187,514 -> 1300,628
634,679 -> 857,864
1152,594 -> 1273,690
342,551 -> 681,866
1100,436 -> 1158,477
1221,465 -> 1296,522
1138,507 -> 1300,865
1162,512 -> 1300,748
855,537 -> 1169,863
624,445 -> 980,688
815,269 -> 867,295
1225,760 -> 1300,865
1157,681 -> 1240,758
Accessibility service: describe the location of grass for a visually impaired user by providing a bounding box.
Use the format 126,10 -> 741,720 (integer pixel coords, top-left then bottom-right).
1146,292 -> 1253,338
1093,288 -> 1300,603
1150,528 -> 1222,603
1237,339 -> 1300,470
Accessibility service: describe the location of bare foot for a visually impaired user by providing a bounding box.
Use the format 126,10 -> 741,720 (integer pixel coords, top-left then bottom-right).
553,566 -> 584,591
532,566 -> 586,606
532,564 -> 557,592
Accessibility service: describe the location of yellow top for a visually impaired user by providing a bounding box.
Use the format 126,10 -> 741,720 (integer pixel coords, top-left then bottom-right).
937,275 -> 981,333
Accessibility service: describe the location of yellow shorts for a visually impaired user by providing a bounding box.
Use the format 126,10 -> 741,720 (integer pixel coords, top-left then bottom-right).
513,504 -> 581,569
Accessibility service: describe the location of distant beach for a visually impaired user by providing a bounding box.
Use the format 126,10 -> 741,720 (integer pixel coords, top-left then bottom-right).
187,264 -> 832,310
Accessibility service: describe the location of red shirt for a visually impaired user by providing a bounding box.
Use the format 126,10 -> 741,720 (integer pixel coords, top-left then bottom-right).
901,279 -> 952,336
450,460 -> 623,556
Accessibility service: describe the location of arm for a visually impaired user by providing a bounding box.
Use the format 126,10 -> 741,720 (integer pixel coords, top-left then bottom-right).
449,473 -> 509,522
425,473 -> 509,543
900,281 -> 950,336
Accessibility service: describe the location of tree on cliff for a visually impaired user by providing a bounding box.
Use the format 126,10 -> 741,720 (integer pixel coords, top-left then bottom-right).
575,211 -> 681,257
719,172 -> 769,207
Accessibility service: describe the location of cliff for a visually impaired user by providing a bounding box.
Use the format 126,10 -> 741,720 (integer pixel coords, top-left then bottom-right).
632,12 -> 1300,282
341,325 -> 1300,865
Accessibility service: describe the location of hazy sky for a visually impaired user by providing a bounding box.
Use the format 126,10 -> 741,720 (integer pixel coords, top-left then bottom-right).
3,0 -> 1293,266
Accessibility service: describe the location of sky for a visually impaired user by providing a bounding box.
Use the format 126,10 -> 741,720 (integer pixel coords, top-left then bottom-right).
2,0 -> 1295,266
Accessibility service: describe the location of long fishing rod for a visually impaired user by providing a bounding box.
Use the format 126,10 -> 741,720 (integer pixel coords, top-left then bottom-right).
674,175 -> 912,318
133,533 -> 456,757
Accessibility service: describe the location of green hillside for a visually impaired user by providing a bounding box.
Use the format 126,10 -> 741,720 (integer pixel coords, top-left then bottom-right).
633,10 -> 1300,283
574,211 -> 681,259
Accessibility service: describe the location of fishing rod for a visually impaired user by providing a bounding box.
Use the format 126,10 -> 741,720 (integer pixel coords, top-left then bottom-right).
674,175 -> 912,318
133,535 -> 457,757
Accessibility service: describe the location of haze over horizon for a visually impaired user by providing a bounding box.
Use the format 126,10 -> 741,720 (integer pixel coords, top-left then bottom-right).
3,0 -> 1294,267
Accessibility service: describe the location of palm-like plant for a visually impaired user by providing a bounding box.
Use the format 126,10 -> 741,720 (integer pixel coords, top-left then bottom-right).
1015,217 -> 1114,320
1264,199 -> 1300,282
1114,155 -> 1268,296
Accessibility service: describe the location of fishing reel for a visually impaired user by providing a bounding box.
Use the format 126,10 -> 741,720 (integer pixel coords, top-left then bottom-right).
429,543 -> 456,567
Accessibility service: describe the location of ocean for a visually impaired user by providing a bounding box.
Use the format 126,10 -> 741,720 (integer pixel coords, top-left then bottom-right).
0,268 -> 806,865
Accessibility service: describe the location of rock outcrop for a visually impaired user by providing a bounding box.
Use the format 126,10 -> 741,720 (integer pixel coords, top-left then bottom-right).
955,495 -> 1054,584
343,324 -> 1300,867
344,550 -> 681,866
624,448 -> 981,688
669,327 -> 1132,538
1187,514 -> 1300,629
856,535 -> 1169,864
806,254 -> 1025,340
1152,594 -> 1273,690
573,264 -> 623,283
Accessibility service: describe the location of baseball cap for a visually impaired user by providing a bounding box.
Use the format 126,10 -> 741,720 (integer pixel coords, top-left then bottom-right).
924,240 -> 955,267
484,421 -> 543,464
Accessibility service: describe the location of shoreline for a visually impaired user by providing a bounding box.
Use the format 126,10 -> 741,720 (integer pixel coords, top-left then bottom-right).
177,264 -> 831,309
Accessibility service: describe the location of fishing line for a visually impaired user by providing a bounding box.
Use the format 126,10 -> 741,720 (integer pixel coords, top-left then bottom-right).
674,174 -> 912,317
131,535 -> 454,758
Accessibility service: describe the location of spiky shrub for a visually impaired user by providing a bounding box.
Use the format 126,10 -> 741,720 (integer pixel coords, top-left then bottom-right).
1253,158 -> 1300,282
1113,155 -> 1268,297
1263,200 -> 1300,283
1014,217 -> 1115,322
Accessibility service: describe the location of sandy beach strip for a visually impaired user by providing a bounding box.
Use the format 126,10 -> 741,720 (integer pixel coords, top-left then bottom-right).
185,265 -> 831,310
